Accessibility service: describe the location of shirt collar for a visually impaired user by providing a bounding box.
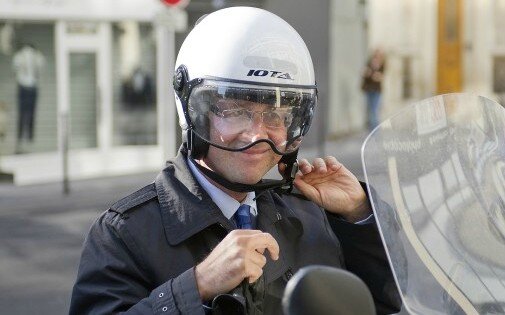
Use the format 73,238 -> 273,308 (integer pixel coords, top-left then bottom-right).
187,157 -> 258,220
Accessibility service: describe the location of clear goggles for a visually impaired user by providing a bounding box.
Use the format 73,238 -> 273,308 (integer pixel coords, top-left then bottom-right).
186,79 -> 317,154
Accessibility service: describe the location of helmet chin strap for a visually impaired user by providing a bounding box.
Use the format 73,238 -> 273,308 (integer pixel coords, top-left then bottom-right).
188,158 -> 294,193
185,145 -> 299,194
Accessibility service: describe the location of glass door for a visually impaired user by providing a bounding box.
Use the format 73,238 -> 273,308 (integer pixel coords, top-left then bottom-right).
69,52 -> 98,149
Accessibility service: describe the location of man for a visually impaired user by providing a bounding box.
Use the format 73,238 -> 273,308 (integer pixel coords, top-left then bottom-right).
70,7 -> 400,315
361,49 -> 386,131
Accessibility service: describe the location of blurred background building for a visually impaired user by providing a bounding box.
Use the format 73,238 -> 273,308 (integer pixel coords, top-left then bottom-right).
0,0 -> 186,185
2,1 -> 505,314
0,0 -> 503,185
368,0 -> 505,131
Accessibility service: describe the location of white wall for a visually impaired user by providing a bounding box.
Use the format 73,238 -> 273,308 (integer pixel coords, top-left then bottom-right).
369,0 -> 437,120
368,0 -> 504,121
328,0 -> 440,135
465,0 -> 494,97
0,0 -> 165,21
328,0 -> 367,135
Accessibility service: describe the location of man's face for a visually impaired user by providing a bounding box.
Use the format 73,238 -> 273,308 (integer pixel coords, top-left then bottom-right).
203,101 -> 288,184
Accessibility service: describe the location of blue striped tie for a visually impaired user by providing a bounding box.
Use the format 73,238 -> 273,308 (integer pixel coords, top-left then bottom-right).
234,204 -> 252,229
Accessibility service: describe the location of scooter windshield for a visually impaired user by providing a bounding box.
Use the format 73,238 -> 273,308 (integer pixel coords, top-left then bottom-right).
362,93 -> 505,314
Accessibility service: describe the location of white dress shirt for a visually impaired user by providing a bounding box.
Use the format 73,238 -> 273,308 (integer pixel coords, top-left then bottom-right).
187,159 -> 258,224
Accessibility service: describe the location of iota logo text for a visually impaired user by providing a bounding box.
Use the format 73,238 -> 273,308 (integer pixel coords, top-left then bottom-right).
247,69 -> 293,80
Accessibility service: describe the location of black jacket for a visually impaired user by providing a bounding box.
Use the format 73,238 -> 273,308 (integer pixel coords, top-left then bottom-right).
70,149 -> 400,314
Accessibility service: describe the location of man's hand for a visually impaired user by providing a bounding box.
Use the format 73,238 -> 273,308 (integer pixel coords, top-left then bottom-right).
281,156 -> 371,222
194,230 -> 279,301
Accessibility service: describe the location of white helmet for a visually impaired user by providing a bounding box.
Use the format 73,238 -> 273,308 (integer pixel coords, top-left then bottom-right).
176,7 -> 315,87
173,6 -> 317,191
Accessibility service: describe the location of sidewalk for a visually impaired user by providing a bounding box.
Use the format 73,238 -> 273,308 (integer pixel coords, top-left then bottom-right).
0,171 -> 158,314
0,132 -> 369,314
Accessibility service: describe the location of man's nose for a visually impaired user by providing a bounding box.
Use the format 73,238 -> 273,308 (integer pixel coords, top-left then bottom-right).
247,112 -> 269,140
250,111 -> 264,127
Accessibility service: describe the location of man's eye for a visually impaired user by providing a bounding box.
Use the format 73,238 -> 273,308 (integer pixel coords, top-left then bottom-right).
264,111 -> 280,120
222,109 -> 245,118
263,112 -> 282,126
215,99 -> 240,110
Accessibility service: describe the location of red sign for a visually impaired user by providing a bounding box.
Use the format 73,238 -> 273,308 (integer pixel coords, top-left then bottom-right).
160,0 -> 189,7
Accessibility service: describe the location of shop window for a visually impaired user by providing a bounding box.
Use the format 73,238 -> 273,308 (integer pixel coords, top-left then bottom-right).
0,22 -> 57,155
112,22 -> 157,146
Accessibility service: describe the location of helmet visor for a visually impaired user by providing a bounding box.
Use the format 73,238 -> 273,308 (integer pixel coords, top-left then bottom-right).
187,79 -> 317,154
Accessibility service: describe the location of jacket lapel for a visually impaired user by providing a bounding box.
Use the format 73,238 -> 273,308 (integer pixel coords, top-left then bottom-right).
155,149 -> 234,246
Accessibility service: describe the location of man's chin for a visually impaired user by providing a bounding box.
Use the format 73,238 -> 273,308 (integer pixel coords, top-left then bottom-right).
226,174 -> 263,185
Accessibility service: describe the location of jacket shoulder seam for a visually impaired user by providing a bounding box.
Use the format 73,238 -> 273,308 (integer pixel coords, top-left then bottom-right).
110,183 -> 158,214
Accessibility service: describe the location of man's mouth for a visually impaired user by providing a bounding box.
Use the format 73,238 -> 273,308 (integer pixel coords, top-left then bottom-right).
242,147 -> 270,155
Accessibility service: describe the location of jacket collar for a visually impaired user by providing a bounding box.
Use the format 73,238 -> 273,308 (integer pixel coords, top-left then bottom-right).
155,148 -> 229,245
155,147 -> 304,249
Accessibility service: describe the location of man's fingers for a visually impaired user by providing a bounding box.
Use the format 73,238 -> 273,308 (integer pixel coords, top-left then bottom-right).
324,156 -> 342,171
299,158 -> 329,174
228,229 -> 263,237
299,156 -> 343,176
249,250 -> 268,268
298,158 -> 313,175
312,158 -> 327,173
246,264 -> 264,284
248,233 -> 279,260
